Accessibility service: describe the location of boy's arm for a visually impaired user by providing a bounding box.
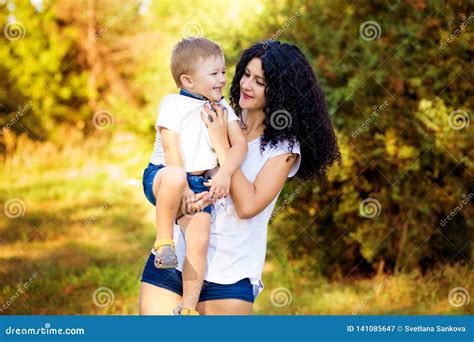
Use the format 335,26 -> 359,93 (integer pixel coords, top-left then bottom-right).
214,121 -> 247,176
160,127 -> 195,211
201,103 -> 247,199
205,120 -> 247,199
160,127 -> 184,167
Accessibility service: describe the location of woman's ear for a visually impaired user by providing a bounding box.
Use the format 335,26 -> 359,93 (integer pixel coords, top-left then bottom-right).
180,74 -> 194,88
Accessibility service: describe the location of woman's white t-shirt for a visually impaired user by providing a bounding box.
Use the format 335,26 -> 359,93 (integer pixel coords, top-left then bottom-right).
160,137 -> 301,298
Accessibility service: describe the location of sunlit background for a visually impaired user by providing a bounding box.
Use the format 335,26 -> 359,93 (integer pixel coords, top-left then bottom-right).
0,0 -> 472,315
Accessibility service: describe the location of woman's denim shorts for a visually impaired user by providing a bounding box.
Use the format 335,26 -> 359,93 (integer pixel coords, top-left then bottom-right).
142,163 -> 212,214
141,253 -> 255,303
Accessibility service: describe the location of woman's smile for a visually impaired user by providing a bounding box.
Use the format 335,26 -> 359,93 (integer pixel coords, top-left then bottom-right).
241,91 -> 254,100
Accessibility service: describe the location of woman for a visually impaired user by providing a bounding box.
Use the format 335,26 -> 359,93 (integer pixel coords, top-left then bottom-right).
139,40 -> 340,315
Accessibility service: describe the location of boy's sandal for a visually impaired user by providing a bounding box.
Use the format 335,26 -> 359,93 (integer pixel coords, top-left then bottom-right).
153,239 -> 178,269
153,239 -> 175,252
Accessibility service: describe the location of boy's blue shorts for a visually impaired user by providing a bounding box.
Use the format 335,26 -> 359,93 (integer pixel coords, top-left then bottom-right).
142,163 -> 212,215
141,253 -> 255,303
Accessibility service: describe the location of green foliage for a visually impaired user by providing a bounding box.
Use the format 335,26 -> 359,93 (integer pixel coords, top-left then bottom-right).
0,1 -> 89,140
0,0 -> 471,284
258,0 -> 472,276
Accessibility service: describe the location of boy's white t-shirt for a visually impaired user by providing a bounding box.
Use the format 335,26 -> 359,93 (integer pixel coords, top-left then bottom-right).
150,93 -> 239,172
151,137 -> 301,299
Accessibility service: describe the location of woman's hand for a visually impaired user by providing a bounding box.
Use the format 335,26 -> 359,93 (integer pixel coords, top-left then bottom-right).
201,103 -> 229,149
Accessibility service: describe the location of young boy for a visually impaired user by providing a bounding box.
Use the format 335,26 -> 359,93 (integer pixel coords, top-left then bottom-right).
142,37 -> 247,315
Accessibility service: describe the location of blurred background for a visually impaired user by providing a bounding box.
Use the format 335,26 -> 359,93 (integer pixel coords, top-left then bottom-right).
0,0 -> 472,315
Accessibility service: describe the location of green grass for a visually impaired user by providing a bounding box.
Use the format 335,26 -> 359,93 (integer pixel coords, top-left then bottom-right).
1,131 -> 152,315
254,261 -> 473,315
1,131 -> 472,315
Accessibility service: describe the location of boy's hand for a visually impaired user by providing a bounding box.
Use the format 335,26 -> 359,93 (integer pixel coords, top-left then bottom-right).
204,170 -> 230,200
183,191 -> 213,214
181,186 -> 196,214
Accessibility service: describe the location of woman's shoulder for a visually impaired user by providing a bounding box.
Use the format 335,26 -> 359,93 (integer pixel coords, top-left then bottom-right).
258,139 -> 301,178
265,138 -> 301,156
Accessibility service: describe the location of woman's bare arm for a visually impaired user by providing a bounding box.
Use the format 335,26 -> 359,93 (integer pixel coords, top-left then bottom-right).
201,105 -> 298,219
207,125 -> 297,218
231,154 -> 297,219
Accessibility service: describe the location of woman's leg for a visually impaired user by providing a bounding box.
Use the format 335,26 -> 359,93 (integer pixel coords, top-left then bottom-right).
139,282 -> 182,315
196,299 -> 253,315
180,212 -> 211,310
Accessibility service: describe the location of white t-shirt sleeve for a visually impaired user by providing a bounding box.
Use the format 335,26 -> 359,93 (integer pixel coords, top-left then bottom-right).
268,140 -> 302,178
156,95 -> 181,133
221,98 -> 239,123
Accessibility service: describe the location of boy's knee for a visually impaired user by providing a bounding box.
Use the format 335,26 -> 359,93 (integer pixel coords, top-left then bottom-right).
161,166 -> 187,188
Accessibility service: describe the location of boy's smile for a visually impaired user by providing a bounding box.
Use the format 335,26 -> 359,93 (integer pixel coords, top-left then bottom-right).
183,54 -> 226,102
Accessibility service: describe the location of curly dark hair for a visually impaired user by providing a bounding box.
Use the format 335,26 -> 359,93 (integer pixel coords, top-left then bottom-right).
230,40 -> 341,180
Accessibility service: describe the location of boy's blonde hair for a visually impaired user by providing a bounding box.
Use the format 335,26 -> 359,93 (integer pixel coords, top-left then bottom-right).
170,37 -> 223,87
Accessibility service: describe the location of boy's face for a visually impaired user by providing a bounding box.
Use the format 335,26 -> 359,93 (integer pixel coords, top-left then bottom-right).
184,54 -> 226,102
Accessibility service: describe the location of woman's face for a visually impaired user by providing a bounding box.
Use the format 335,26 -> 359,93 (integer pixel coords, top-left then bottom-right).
239,58 -> 266,111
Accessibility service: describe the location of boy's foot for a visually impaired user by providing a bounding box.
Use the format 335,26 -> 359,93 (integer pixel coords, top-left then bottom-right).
173,303 -> 199,316
153,239 -> 178,269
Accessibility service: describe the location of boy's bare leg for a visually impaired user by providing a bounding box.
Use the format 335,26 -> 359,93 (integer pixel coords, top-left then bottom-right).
178,212 -> 211,310
153,166 -> 186,240
152,166 -> 186,267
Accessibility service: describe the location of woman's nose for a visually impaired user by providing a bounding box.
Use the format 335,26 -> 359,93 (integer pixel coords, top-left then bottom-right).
241,78 -> 252,91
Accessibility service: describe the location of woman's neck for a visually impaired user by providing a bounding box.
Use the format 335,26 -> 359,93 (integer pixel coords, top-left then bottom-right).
242,109 -> 265,140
